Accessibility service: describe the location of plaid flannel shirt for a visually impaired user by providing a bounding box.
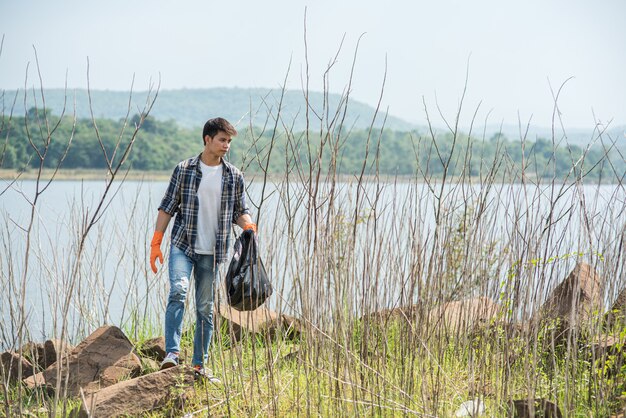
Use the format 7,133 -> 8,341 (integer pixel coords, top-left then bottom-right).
158,154 -> 250,264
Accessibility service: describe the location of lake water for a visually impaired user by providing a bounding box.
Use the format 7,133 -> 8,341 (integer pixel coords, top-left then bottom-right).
1,177 -> 625,349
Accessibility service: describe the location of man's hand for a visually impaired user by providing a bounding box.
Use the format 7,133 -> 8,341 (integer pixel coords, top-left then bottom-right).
243,223 -> 257,234
150,231 -> 164,273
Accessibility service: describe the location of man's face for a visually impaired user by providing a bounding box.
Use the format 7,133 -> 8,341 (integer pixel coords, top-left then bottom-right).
205,130 -> 232,157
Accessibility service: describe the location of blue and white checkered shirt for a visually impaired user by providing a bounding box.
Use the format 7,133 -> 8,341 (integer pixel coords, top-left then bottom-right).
158,154 -> 250,264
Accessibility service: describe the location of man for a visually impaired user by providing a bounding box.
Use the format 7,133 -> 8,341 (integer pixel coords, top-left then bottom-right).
149,117 -> 256,380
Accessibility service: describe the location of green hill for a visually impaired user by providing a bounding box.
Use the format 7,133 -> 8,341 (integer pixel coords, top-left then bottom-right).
1,87 -> 418,132
483,123 -> 626,147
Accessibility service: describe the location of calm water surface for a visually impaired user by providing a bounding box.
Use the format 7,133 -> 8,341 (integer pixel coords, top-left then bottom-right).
1,178 -> 624,348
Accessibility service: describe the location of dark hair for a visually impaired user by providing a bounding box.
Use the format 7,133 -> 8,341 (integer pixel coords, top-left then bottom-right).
202,117 -> 237,144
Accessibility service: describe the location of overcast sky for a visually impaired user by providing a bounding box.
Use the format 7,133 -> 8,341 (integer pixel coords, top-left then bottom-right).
1,0 -> 624,129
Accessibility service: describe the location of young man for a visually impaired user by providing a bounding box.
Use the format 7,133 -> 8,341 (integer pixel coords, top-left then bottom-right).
149,117 -> 255,379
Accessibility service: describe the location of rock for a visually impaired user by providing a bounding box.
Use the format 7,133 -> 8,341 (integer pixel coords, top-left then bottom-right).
275,350 -> 301,368
1,351 -> 34,382
360,304 -> 422,326
43,339 -> 72,368
612,287 -> 626,313
218,305 -> 302,341
257,313 -> 303,340
19,342 -> 46,370
470,319 -> 529,341
359,298 -> 500,336
218,304 -> 275,340
73,365 -> 195,418
605,286 -> 626,327
20,339 -> 72,370
590,334 -> 623,358
510,398 -> 563,417
140,357 -> 161,374
24,325 -> 141,396
540,262 -> 603,329
427,297 -> 501,334
590,334 -> 626,379
139,336 -> 166,361
454,398 -> 486,416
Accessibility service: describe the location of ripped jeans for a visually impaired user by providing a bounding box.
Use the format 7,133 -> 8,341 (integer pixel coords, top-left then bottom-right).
164,244 -> 218,367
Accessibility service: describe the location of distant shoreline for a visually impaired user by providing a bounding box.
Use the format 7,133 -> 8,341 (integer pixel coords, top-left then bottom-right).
0,169 -> 406,183
1,168 -> 624,186
0,168 -> 173,182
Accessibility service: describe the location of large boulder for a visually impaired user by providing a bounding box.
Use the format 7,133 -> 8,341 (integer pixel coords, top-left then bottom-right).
24,325 -> 141,396
605,286 -> 626,327
611,286 -> 626,313
589,334 -> 626,379
426,297 -> 501,334
590,334 -> 623,359
218,305 -> 302,341
540,262 -> 604,329
360,304 -> 422,326
72,365 -> 195,418
138,336 -> 166,362
359,298 -> 501,335
21,339 -> 71,371
510,398 -> 562,417
1,351 -> 34,383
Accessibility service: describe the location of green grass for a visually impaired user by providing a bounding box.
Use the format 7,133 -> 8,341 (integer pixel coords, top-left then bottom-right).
71,316 -> 623,417
3,69 -> 626,417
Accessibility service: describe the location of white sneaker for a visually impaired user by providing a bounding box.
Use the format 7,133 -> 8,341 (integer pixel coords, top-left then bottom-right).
193,365 -> 221,384
160,352 -> 179,370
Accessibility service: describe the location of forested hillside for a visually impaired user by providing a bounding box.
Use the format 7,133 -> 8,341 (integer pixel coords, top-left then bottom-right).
1,109 -> 624,182
1,87 -> 416,132
4,88 -> 623,147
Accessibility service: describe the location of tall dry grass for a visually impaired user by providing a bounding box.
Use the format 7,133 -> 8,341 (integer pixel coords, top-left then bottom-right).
1,39 -> 625,417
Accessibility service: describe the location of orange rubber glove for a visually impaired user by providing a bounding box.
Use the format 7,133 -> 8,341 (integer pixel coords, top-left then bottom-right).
150,231 -> 164,273
243,223 -> 257,234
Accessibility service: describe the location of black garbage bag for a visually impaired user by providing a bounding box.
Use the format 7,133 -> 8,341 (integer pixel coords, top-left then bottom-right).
225,229 -> 273,311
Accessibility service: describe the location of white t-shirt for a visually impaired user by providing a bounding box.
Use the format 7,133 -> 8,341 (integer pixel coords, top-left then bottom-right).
195,161 -> 223,254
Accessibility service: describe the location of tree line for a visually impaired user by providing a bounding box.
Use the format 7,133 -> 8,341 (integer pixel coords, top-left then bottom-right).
1,109 -> 624,182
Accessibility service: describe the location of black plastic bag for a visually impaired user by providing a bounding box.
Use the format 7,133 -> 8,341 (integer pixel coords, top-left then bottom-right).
225,229 -> 273,311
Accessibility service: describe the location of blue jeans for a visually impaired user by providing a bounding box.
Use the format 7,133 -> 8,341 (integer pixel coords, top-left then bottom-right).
165,245 -> 218,366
